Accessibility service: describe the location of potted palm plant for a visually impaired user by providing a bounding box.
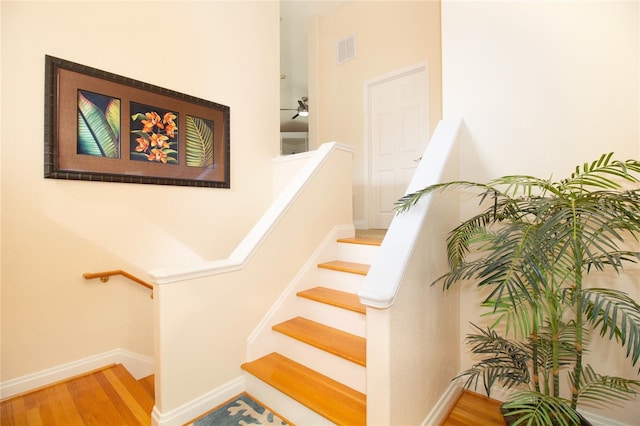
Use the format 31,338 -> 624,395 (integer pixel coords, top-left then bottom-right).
396,153 -> 640,425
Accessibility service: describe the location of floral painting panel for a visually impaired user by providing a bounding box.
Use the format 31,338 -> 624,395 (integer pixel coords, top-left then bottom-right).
77,90 -> 121,158
130,102 -> 178,165
185,115 -> 214,168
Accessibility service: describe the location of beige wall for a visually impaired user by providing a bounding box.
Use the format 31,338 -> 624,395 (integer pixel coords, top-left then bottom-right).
311,1 -> 442,228
153,145 -> 354,415
442,1 -> 640,423
0,1 -> 279,381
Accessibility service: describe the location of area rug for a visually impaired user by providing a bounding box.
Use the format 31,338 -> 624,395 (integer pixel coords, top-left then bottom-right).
186,393 -> 290,426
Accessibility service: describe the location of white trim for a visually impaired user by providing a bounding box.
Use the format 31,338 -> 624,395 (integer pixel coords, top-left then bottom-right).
272,149 -> 314,164
0,348 -> 154,399
579,410 -> 633,426
149,142 -> 354,284
151,376 -> 244,426
421,379 -> 464,426
363,61 -> 430,230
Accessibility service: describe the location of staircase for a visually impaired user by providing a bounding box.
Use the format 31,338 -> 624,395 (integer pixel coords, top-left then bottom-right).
241,233 -> 382,425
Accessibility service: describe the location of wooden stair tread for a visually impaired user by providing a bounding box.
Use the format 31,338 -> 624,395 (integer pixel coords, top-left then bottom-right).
137,374 -> 155,400
317,260 -> 370,275
273,317 -> 366,366
337,236 -> 382,246
297,286 -> 366,314
104,364 -> 155,415
241,353 -> 366,426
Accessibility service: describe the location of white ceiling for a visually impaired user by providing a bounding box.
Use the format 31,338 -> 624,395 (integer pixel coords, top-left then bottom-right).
279,1 -> 348,132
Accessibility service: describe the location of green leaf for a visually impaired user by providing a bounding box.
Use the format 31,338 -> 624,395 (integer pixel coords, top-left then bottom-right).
185,115 -> 213,167
572,364 -> 640,405
456,324 -> 532,396
130,152 -> 149,161
582,288 -> 640,366
105,99 -> 120,155
77,92 -> 120,158
502,392 -> 581,426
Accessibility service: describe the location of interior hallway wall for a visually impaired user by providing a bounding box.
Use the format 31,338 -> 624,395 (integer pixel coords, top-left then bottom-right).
0,1 -> 279,382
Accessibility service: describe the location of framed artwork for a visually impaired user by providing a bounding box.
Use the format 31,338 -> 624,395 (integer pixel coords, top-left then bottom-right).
44,55 -> 230,188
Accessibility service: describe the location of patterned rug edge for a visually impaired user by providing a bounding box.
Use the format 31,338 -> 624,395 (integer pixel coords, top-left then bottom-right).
184,392 -> 294,426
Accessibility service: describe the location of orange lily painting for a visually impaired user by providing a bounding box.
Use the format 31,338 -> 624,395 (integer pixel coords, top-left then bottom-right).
130,102 -> 178,164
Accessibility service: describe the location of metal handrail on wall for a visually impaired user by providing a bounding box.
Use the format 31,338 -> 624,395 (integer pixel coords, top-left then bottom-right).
83,270 -> 153,298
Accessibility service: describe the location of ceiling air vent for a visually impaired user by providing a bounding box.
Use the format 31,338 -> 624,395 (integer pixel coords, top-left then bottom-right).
337,34 -> 356,65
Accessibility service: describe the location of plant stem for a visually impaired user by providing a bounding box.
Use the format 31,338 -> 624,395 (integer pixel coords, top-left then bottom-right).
549,282 -> 560,398
531,325 -> 541,394
570,203 -> 584,409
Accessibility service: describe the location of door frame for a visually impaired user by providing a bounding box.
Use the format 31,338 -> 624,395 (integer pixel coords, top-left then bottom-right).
362,62 -> 430,230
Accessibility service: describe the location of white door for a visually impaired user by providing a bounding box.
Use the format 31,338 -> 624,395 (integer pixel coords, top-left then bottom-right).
368,66 -> 429,229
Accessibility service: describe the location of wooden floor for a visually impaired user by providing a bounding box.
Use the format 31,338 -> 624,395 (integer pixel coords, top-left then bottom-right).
0,364 -> 154,426
442,390 -> 506,425
0,363 -> 503,426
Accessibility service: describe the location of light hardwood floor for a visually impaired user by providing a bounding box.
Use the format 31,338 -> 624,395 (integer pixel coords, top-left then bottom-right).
442,390 -> 506,425
1,365 -> 503,426
0,364 -> 154,426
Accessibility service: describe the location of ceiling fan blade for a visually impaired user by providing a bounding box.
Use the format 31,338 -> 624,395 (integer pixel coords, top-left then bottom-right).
291,113 -> 299,119
298,100 -> 306,109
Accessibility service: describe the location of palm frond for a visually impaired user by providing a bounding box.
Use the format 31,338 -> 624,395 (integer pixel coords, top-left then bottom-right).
559,153 -> 640,192
502,392 -> 582,426
185,115 -> 213,167
395,181 -> 496,213
457,324 -> 531,396
572,364 -> 640,405
582,288 -> 640,366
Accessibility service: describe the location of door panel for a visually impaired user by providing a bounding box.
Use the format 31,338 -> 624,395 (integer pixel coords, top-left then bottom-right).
369,67 -> 429,229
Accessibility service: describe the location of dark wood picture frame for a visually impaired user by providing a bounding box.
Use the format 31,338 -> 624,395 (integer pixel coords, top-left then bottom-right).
44,55 -> 230,188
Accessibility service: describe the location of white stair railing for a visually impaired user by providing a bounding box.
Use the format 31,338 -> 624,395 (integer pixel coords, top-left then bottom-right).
359,119 -> 463,425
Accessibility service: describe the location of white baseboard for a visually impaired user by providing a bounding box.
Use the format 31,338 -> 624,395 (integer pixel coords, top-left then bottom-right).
151,375 -> 244,426
421,379 -> 464,426
0,348 -> 154,400
578,409 -> 632,426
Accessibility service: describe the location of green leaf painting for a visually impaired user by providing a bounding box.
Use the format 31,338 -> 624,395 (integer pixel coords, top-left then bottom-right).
77,91 -> 121,158
185,115 -> 214,168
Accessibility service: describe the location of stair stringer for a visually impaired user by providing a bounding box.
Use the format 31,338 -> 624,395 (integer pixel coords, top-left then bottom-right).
245,223 -> 356,362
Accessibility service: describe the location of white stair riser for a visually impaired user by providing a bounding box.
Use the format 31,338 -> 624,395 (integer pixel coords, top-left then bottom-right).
295,298 -> 366,337
244,374 -> 335,425
312,269 -> 368,293
334,242 -> 380,264
272,333 -> 366,393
